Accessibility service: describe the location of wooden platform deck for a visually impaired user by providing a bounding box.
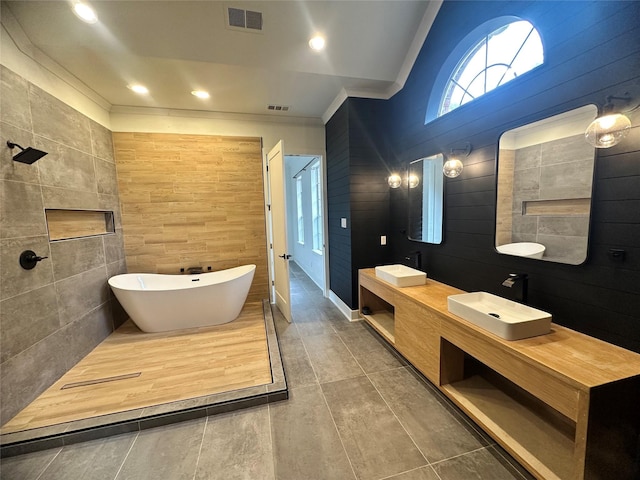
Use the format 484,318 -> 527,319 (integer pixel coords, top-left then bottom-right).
2,301 -> 272,434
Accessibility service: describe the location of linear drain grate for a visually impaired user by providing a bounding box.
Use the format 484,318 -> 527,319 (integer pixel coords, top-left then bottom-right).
61,372 -> 141,390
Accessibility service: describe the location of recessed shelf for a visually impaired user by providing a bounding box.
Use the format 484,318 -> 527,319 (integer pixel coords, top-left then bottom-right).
523,198 -> 590,216
45,209 -> 115,241
441,350 -> 575,480
362,311 -> 395,343
359,282 -> 395,344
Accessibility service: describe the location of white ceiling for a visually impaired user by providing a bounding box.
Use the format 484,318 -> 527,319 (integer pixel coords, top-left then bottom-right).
4,1 -> 440,122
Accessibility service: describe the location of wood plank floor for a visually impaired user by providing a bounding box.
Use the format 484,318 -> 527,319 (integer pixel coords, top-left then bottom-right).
2,301 -> 272,434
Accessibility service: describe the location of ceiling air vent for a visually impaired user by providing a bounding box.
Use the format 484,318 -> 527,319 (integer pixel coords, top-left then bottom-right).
227,7 -> 263,32
268,105 -> 290,112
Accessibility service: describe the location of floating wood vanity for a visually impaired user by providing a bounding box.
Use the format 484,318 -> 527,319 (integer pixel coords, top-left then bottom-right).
359,269 -> 640,480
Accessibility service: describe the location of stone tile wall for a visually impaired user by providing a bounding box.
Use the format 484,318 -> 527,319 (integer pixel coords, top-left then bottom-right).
510,134 -> 594,263
0,66 -> 127,425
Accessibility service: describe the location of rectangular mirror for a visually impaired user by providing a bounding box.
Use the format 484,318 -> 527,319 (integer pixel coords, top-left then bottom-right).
408,153 -> 444,244
496,104 -> 598,264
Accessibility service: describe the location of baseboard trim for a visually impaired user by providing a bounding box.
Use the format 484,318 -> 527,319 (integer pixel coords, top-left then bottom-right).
329,290 -> 361,322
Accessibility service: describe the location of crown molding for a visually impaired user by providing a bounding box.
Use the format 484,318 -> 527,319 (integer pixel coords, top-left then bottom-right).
110,105 -> 324,127
1,3 -> 112,111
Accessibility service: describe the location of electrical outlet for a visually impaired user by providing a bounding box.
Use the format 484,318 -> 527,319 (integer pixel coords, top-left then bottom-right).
381,235 -> 387,245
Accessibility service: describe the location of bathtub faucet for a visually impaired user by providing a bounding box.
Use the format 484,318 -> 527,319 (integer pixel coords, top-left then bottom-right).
186,266 -> 203,274
502,273 -> 528,304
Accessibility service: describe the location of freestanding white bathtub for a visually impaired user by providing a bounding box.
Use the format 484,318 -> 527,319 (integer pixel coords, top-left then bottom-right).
108,264 -> 256,333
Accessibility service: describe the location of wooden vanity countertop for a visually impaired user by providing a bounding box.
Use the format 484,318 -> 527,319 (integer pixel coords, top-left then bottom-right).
360,268 -> 640,389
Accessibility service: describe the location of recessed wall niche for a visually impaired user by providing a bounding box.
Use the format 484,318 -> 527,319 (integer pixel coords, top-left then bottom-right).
45,209 -> 115,241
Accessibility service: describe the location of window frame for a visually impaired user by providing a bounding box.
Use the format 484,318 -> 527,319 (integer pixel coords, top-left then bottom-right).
310,161 -> 323,255
425,16 -> 544,124
295,175 -> 304,245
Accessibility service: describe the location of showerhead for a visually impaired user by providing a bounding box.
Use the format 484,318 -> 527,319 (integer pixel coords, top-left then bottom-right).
6,141 -> 48,164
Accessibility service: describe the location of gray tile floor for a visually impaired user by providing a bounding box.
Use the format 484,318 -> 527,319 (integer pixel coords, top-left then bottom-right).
1,263 -> 534,480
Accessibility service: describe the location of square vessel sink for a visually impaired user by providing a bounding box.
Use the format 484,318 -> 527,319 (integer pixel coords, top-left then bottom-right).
447,292 -> 551,340
375,264 -> 426,287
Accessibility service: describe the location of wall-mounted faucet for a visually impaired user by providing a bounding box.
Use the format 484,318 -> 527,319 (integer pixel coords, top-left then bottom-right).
19,250 -> 48,270
404,251 -> 422,269
502,273 -> 528,303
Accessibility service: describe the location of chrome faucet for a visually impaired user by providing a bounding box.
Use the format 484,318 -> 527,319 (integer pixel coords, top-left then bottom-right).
502,273 -> 528,303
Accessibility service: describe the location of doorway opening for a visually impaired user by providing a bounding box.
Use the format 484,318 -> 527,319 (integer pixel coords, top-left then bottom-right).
264,140 -> 328,323
285,154 -> 327,294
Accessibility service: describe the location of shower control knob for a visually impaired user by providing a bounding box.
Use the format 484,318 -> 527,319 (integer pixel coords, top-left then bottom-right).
19,250 -> 48,270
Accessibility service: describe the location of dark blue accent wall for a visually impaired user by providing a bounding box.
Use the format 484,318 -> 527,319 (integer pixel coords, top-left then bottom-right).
326,0 -> 640,351
327,102 -> 353,307
326,99 -> 392,309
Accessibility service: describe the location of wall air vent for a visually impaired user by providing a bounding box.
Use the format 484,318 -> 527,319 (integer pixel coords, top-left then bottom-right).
267,105 -> 290,112
245,10 -> 263,30
228,7 -> 246,28
227,7 -> 263,32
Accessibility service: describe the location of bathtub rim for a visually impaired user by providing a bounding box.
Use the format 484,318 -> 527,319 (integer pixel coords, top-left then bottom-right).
108,264 -> 256,292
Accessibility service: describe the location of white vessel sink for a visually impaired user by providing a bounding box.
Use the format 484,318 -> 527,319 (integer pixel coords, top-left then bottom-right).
496,242 -> 545,259
375,264 -> 426,287
447,292 -> 551,340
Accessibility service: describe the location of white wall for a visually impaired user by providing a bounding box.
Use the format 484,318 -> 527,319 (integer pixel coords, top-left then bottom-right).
109,107 -> 325,158
285,156 -> 325,290
1,7 -> 111,127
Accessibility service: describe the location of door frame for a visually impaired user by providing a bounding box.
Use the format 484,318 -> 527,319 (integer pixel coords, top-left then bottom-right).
263,146 -> 329,303
264,140 -> 292,321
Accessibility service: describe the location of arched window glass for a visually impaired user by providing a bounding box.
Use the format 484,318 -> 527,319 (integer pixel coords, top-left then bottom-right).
436,19 -> 543,118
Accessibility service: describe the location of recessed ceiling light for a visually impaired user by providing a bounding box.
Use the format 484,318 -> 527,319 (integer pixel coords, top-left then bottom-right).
128,84 -> 149,95
309,34 -> 325,52
72,2 -> 98,24
191,90 -> 210,99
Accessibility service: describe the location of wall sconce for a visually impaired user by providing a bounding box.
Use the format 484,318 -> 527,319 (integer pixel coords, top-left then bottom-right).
585,95 -> 636,148
6,141 -> 48,164
408,173 -> 419,188
388,173 -> 402,188
388,172 -> 420,189
443,142 -> 471,178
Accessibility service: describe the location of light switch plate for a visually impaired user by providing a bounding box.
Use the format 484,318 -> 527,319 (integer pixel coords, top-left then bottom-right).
381,235 -> 387,245
341,218 -> 347,228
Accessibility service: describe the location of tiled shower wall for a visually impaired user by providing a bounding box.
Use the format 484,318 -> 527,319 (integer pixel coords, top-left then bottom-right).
510,134 -> 594,263
0,66 -> 127,425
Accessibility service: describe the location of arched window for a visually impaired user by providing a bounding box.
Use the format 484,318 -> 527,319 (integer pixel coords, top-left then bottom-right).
426,17 -> 544,122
